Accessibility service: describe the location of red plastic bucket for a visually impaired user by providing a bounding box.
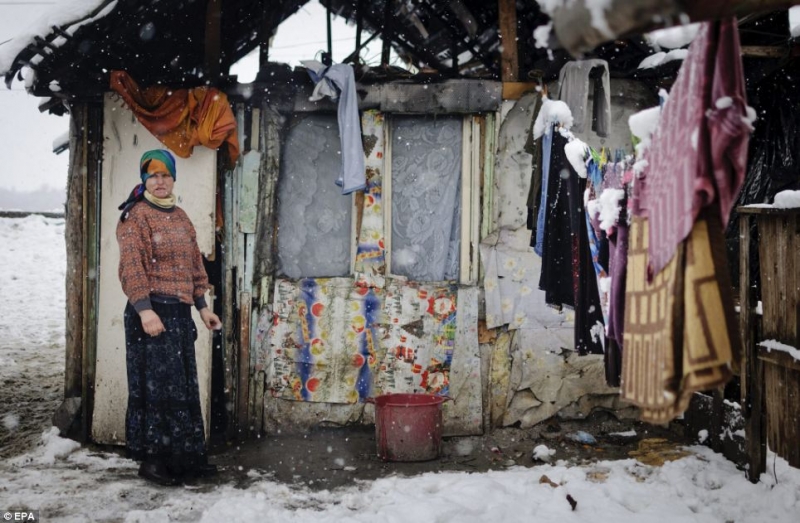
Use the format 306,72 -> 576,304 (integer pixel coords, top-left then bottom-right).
371,393 -> 448,462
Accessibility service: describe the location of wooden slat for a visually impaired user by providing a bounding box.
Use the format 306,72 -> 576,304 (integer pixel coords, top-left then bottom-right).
253,370 -> 265,436
741,45 -> 800,58
739,213 -> 766,482
222,167 -> 236,441
758,347 -> 800,372
238,151 -> 261,234
252,106 -> 283,286
459,117 -> 473,284
764,362 -> 800,467
497,0 -> 519,82
479,112 -> 496,240
237,291 -> 252,437
738,205 -> 800,215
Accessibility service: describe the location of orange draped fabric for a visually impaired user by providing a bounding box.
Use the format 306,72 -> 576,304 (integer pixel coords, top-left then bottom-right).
110,71 -> 239,164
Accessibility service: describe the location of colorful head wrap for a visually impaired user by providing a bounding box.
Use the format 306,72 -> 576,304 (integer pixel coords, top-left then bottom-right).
139,149 -> 176,183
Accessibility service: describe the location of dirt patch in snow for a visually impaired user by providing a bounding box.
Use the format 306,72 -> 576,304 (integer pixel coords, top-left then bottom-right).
210,412 -> 691,491
0,339 -> 63,460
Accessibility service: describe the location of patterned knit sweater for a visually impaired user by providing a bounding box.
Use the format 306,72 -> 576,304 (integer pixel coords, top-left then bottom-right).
117,200 -> 209,312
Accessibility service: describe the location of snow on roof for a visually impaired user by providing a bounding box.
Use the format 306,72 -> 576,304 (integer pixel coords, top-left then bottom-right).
0,0 -> 111,78
646,23 -> 701,50
637,48 -> 688,70
535,0 -> 613,37
773,189 -> 800,208
790,6 -> 800,38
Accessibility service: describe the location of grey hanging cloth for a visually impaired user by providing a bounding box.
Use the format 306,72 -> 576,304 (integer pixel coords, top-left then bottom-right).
557,60 -> 611,137
302,60 -> 366,194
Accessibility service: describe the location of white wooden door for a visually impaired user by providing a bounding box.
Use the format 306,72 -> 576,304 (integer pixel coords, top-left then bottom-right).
92,93 -> 217,444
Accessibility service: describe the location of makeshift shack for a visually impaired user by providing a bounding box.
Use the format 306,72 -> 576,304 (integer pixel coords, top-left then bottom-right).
2,2 -> 798,478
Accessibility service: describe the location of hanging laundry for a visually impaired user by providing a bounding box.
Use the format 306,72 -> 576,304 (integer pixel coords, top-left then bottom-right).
110,71 -> 239,164
636,19 -> 750,277
534,125 -> 554,257
532,97 -> 572,256
539,128 -> 604,355
584,157 -> 611,323
302,60 -> 366,194
557,59 -> 611,137
621,211 -> 738,423
602,162 -> 633,387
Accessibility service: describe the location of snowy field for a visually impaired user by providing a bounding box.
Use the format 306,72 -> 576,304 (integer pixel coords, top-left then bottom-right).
0,215 -> 799,522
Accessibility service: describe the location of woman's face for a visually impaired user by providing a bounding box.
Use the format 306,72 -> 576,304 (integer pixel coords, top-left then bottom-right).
145,171 -> 174,198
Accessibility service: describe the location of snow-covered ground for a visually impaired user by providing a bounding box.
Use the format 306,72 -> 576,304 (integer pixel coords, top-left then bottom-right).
1,215 -> 799,522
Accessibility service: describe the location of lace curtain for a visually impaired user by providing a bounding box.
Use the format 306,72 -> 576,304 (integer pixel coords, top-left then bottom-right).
276,114 -> 352,279
390,116 -> 462,282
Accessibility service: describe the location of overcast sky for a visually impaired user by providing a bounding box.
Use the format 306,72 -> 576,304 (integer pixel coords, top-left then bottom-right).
0,0 -> 383,194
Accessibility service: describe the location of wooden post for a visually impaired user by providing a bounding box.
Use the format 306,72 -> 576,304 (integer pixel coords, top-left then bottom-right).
64,105 -> 86,401
739,213 -> 766,482
205,0 -> 222,81
498,0 -> 519,82
326,6 -> 333,65
253,106 -> 283,286
355,0 -> 363,61
710,388 -> 725,453
259,0 -> 272,74
81,102 -> 103,443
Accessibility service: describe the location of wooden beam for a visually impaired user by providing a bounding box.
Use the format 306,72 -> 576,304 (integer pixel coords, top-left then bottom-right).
382,0 -> 394,67
741,45 -> 800,57
416,1 -> 497,75
205,0 -> 222,81
550,0 -> 800,57
502,82 -> 541,100
259,0 -> 273,73
355,0 -> 364,56
498,0 -> 519,82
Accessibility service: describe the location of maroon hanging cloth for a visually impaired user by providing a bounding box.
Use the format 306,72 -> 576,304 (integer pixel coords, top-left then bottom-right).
637,18 -> 750,277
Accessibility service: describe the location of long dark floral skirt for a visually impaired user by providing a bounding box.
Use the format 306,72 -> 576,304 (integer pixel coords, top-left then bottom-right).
123,302 -> 207,473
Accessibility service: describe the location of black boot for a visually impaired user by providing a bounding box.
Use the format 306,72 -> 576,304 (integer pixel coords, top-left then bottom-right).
192,463 -> 219,478
138,461 -> 180,486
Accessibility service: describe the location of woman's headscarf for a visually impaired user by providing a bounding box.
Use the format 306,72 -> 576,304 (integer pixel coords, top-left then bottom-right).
119,149 -> 178,221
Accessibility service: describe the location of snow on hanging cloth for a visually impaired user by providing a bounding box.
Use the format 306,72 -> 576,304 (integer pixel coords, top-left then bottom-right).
636,18 -> 750,278
109,71 -> 240,165
532,96 -> 573,139
302,60 -> 366,194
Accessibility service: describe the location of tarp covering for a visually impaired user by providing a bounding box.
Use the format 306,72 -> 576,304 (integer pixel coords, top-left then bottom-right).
110,71 -> 239,164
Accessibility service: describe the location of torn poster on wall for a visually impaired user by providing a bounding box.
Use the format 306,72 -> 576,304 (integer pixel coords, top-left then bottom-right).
266,277 -> 382,404
354,110 -> 387,288
266,277 -> 477,403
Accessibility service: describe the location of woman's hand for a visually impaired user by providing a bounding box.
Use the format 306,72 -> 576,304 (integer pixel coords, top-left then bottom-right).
139,309 -> 165,337
199,308 -> 222,331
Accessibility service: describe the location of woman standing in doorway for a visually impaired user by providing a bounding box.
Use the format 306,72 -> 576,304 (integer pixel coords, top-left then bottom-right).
117,149 -> 221,486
